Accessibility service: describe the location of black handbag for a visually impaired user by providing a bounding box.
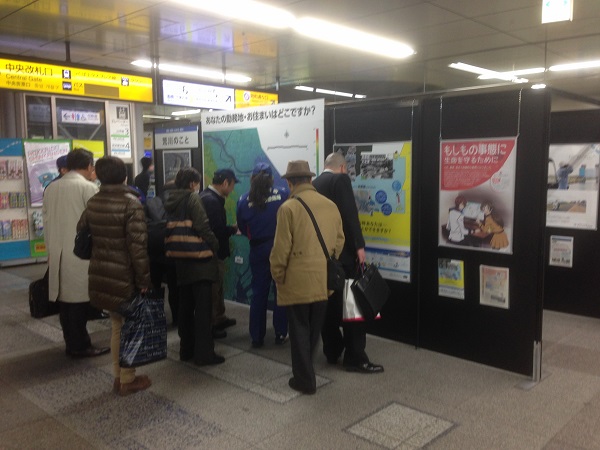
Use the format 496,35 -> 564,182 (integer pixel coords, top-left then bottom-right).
351,264 -> 390,321
295,196 -> 345,291
119,290 -> 167,368
29,268 -> 59,318
73,225 -> 92,260
164,193 -> 214,260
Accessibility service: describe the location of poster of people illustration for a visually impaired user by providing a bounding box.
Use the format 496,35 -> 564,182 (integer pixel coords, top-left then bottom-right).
333,142 -> 411,282
546,143 -> 599,230
439,137 -> 517,254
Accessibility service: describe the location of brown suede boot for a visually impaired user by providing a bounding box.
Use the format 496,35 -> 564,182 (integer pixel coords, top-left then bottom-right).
119,375 -> 152,397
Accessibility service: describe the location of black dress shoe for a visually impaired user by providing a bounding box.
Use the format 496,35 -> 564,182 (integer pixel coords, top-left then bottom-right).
212,328 -> 227,339
288,377 -> 316,395
68,346 -> 110,358
344,362 -> 384,374
214,317 -> 236,330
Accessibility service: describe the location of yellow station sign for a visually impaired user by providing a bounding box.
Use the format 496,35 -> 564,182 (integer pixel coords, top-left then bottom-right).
235,90 -> 278,108
0,58 -> 153,103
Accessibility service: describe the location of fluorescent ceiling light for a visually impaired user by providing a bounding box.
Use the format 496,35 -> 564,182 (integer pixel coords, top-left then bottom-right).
171,109 -> 201,116
132,59 -> 154,68
542,0 -> 573,24
294,17 -> 414,59
295,85 -> 315,92
449,62 -> 530,83
478,67 -> 545,79
143,115 -> 177,120
131,60 -> 251,83
549,60 -> 600,71
315,88 -> 353,98
354,94 -> 367,99
170,0 -> 296,29
531,84 -> 546,89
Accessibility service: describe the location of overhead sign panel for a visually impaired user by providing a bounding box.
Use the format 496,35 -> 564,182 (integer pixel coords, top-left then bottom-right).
0,57 -> 153,102
162,79 -> 235,110
234,89 -> 278,108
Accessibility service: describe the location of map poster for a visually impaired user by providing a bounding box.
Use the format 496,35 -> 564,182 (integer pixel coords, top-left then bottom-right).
479,265 -> 509,309
201,99 -> 324,305
439,137 -> 517,254
546,143 -> 599,230
333,142 -> 412,282
438,258 -> 465,299
23,140 -> 70,207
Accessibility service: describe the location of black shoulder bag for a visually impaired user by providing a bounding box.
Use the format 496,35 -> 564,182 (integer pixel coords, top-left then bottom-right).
295,196 -> 345,291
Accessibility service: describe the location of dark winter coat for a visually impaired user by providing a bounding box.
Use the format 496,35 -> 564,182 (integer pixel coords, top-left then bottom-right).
77,184 -> 150,311
164,189 -> 219,286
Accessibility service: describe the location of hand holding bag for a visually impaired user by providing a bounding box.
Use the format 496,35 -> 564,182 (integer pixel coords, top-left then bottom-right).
119,290 -> 167,368
73,225 -> 92,260
351,263 -> 390,321
294,196 -> 345,291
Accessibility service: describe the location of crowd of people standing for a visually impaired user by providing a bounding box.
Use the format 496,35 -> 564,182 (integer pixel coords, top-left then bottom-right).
42,151 -> 384,397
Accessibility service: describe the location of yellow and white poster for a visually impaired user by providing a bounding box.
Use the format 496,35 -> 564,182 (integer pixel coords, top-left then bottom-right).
334,142 -> 411,282
438,258 -> 465,299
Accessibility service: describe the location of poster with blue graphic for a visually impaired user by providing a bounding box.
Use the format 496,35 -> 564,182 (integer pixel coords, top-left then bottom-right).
334,142 -> 412,282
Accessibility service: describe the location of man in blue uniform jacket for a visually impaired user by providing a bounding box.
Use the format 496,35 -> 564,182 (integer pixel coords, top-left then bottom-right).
313,152 -> 384,374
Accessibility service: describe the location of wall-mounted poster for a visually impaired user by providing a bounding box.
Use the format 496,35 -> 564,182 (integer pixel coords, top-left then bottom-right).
162,150 -> 191,184
549,235 -> 574,268
201,98 -> 324,306
439,137 -> 517,254
23,140 -> 70,207
438,258 -> 465,299
334,142 -> 412,282
108,103 -> 131,160
479,265 -> 509,309
546,143 -> 599,230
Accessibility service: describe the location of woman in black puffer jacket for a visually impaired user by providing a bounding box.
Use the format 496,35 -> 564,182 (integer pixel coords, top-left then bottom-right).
77,156 -> 151,396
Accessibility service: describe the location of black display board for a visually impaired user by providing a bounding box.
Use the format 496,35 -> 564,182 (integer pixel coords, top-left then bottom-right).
544,109 -> 600,317
325,91 -> 548,375
419,90 -> 549,376
325,103 -> 419,344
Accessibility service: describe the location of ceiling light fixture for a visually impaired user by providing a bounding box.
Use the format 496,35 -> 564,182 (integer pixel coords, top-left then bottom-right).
315,88 -> 354,98
542,0 -> 573,24
131,60 -> 251,83
531,84 -> 547,89
294,17 -> 414,59
170,0 -> 296,29
549,60 -> 600,71
478,67 -> 545,80
143,114 -> 178,120
449,62 -> 530,83
296,85 -> 367,99
171,109 -> 201,116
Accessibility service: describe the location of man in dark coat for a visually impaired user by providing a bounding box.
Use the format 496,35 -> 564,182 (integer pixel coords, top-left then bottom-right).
313,152 -> 384,374
199,168 -> 239,338
134,156 -> 153,197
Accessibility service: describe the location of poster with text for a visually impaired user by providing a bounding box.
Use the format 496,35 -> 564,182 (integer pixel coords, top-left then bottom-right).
479,265 -> 509,309
549,235 -> 574,268
439,137 -> 516,254
23,140 -> 70,207
546,143 -> 599,230
333,142 -> 411,282
438,258 -> 465,299
163,150 -> 191,184
108,103 -> 132,160
201,99 -> 324,305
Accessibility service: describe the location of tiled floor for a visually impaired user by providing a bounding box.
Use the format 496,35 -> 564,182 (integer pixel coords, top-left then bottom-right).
2,263 -> 600,449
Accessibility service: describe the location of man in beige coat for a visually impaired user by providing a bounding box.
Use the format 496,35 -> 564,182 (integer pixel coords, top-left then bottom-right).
43,148 -> 109,358
270,161 -> 344,394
